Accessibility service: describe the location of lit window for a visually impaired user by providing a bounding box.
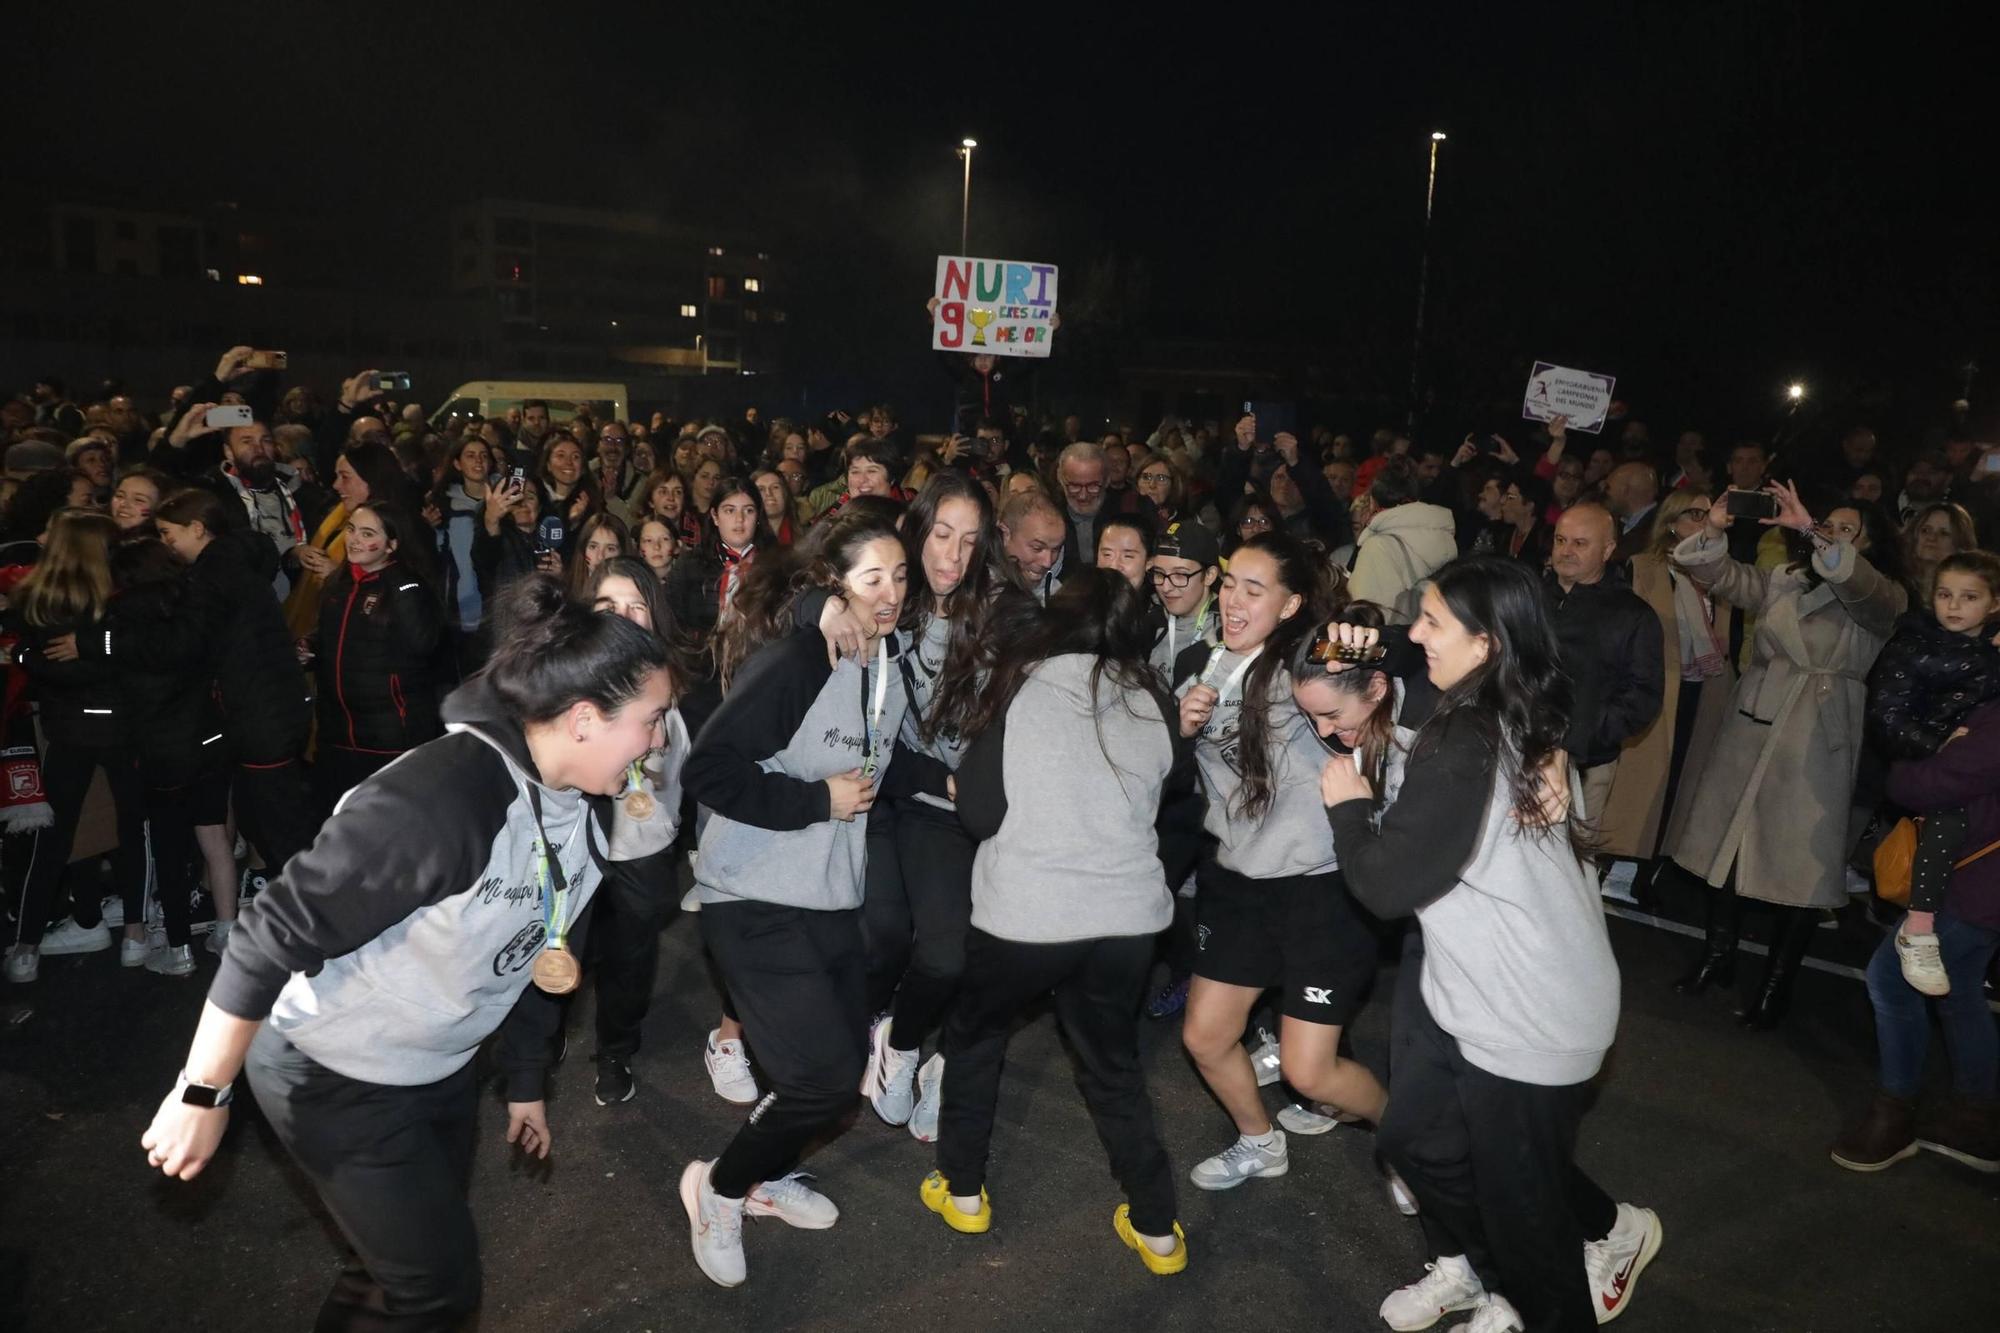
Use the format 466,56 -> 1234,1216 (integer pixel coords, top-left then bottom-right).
237,274 -> 264,285
706,245 -> 724,256
706,275 -> 727,299
680,303 -> 698,318
743,277 -> 761,293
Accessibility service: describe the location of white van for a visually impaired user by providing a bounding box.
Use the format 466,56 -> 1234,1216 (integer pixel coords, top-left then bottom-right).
429,381 -> 629,431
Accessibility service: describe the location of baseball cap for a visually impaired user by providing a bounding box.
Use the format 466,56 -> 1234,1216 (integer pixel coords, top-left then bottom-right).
1155,519 -> 1219,568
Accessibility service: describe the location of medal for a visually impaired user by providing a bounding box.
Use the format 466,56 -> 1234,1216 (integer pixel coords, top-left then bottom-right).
860,635 -> 889,781
622,759 -> 655,820
531,942 -> 581,994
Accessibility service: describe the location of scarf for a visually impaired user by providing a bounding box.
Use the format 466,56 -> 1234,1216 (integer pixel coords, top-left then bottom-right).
1670,567 -> 1727,681
717,543 -> 755,618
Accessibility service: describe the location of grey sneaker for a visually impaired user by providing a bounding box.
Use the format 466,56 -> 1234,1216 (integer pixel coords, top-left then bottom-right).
744,1171 -> 839,1230
863,1018 -> 920,1127
1189,1131 -> 1288,1191
908,1052 -> 945,1143
679,1159 -> 746,1288
146,945 -> 197,977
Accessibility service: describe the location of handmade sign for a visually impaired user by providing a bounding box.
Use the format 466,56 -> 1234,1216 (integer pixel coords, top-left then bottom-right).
1521,362 -> 1616,434
931,256 -> 1059,359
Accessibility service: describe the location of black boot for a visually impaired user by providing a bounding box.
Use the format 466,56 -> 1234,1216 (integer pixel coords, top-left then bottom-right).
1737,906 -> 1815,1030
1673,883 -> 1739,994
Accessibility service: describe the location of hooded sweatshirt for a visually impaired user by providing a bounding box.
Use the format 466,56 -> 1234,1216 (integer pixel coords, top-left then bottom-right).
685,626 -> 908,911
1149,594 -> 1219,677
956,653 -> 1186,942
209,678 -> 615,1098
1348,500 -> 1459,624
1177,645 -> 1338,879
899,610 -> 972,811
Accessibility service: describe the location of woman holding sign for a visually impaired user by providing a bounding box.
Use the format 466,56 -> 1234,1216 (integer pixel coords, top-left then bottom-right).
139,575 -> 675,1329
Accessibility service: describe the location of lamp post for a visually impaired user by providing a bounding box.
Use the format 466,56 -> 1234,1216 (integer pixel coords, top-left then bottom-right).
1407,131 -> 1447,429
956,138 -> 978,254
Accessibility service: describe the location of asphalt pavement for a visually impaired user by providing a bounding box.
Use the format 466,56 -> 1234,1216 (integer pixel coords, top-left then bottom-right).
2,902 -> 1994,1333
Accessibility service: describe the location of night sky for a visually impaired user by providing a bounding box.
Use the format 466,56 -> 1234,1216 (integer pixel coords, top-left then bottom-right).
19,2 -> 1998,446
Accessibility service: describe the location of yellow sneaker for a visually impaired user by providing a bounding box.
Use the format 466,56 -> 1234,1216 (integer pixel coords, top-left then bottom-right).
920,1170 -> 991,1234
1113,1204 -> 1187,1275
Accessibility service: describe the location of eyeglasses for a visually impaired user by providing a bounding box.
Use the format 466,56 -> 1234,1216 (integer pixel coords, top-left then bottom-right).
1149,567 -> 1201,588
1238,513 -> 1274,531
1136,472 -> 1171,487
1063,480 -> 1104,497
1681,507 -> 1709,522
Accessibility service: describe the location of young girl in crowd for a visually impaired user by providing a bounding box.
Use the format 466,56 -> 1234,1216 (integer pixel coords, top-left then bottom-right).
664,475 -> 775,640
1868,549 -> 2000,995
924,568 -> 1191,1274
305,502 -> 445,806
1174,530 -> 1389,1191
433,434 -> 495,639
141,576 -> 674,1330
537,431 -> 596,555
643,468 -> 702,551
677,506 -> 910,1289
3,510 -> 149,984
637,517 -> 677,584
1322,560 -> 1655,1333
565,512 -> 628,598
109,466 -> 172,534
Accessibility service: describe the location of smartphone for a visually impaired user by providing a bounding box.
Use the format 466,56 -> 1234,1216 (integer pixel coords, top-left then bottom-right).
205,404 -> 254,428
373,371 -> 413,393
247,350 -> 288,371
1242,400 -> 1254,414
1725,489 -> 1779,520
508,466 -> 527,486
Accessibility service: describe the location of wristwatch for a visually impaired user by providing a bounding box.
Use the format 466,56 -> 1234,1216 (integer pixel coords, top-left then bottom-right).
175,1071 -> 234,1109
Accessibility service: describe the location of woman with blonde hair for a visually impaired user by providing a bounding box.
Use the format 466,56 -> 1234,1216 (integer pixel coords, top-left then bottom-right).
1904,501 -> 1978,600
3,510 -> 151,982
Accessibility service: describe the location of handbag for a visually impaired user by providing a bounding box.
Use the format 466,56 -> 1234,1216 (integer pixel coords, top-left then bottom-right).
1873,816 -> 2000,906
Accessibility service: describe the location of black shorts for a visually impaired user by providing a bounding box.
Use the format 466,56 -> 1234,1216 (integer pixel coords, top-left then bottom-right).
1193,863 -> 1378,1024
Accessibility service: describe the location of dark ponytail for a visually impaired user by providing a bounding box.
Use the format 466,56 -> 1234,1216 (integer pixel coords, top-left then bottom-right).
478,574 -> 670,723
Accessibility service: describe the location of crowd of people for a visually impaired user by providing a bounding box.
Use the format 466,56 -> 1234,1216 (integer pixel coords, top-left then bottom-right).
4,347 -> 1998,1332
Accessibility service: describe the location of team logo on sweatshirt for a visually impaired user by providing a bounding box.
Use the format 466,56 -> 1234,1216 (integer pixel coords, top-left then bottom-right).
493,921 -> 547,976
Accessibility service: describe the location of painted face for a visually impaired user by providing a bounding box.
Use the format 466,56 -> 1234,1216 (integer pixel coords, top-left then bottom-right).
1148,555 -> 1213,618
1095,525 -> 1149,588
1217,546 -> 1302,653
639,520 -> 675,574
332,454 -> 370,509
1934,569 -> 2000,635
592,574 -> 652,630
110,475 -> 160,529
922,496 -> 981,597
842,535 -> 909,637
344,507 -> 395,571
1293,673 -> 1390,747
1001,508 -> 1064,583
714,492 -> 758,549
1409,584 -> 1489,690
583,524 -> 622,571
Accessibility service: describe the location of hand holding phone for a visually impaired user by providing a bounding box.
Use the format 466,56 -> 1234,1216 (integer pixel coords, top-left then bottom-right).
247,350 -> 288,371
205,404 -> 255,429
1724,489 -> 1779,521
373,371 -> 413,393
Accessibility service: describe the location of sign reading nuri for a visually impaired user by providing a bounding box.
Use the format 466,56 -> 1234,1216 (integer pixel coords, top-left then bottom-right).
930,256 -> 1060,359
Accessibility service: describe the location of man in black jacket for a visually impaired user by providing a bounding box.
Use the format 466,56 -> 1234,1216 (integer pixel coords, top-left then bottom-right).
1544,503 -> 1664,829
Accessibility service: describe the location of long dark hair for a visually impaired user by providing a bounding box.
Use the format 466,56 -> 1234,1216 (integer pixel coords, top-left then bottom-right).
716,504 -> 901,689
1223,488 -> 1279,556
1288,601 -> 1396,785
340,501 -> 445,610
479,574 -> 669,724
1419,557 -> 1578,841
962,568 -> 1164,782
342,441 -> 417,515
1228,530 -> 1334,821
588,555 -> 698,700
900,471 -> 997,745
700,474 -> 779,561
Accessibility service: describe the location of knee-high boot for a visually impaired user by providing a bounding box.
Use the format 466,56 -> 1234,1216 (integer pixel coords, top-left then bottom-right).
1673,881 -> 1740,994
1737,905 -> 1815,1030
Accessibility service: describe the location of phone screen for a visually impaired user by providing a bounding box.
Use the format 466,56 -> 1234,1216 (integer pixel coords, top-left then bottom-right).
1724,490 -> 1778,520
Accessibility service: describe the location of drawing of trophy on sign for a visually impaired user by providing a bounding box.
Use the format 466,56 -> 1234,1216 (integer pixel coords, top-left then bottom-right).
968,308 -> 995,346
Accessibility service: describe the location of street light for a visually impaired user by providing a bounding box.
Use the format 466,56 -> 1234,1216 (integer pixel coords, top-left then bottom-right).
1786,381 -> 1806,402
956,138 -> 978,254
1408,131 -> 1447,428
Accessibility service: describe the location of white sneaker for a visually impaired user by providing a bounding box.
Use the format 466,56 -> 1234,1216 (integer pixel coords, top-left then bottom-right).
1189,1131 -> 1288,1191
1845,866 -> 1872,897
1380,1254 -> 1485,1331
1585,1202 -> 1663,1324
146,945 -> 196,977
744,1171 -> 839,1230
862,1016 -> 919,1126
206,920 -> 235,956
705,1029 -> 760,1105
909,1052 -> 945,1143
680,885 -> 702,913
1276,1101 -> 1355,1135
1248,1026 -> 1282,1088
678,1159 -> 746,1288
1600,861 -> 1640,905
40,917 -> 111,956
101,897 -> 125,929
1896,932 -> 1950,996
119,934 -> 157,968
1447,1293 -> 1522,1333
1386,1166 -> 1421,1216
4,946 -> 39,985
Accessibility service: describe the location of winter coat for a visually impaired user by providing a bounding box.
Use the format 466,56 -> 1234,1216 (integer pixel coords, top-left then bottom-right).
311,561 -> 444,755
1667,530 -> 1906,909
471,517 -> 538,602
1598,552 -> 1736,859
5,610 -> 127,749
1866,610 -> 2000,761
1543,565 -> 1665,769
1886,701 -> 2000,931
106,580 -> 227,785
1348,501 -> 1459,624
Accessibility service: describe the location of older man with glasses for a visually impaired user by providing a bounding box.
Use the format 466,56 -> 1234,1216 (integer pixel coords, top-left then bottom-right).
1056,441 -> 1110,576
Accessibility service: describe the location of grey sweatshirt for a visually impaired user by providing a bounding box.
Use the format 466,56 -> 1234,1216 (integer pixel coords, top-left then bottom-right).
900,611 -> 972,811
1149,596 -> 1219,677
685,627 -> 909,911
1178,645 -> 1339,878
956,654 -> 1183,942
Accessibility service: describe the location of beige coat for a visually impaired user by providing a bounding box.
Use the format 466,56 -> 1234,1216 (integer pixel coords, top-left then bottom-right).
1666,530 -> 1906,908
1597,553 -> 1736,859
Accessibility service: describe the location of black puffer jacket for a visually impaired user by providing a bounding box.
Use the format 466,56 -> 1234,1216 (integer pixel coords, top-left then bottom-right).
6,610 -> 127,749
83,530 -> 310,765
107,579 -> 227,784
1868,610 -> 2000,761
311,560 -> 444,754
1543,565 -> 1666,769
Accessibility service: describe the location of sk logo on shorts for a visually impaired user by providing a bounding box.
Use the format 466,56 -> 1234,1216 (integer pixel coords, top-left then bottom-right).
1302,986 -> 1332,1005
1196,925 -> 1210,952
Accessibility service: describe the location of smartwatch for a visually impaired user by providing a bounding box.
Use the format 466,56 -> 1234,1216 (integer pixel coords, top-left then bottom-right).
175,1071 -> 234,1109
